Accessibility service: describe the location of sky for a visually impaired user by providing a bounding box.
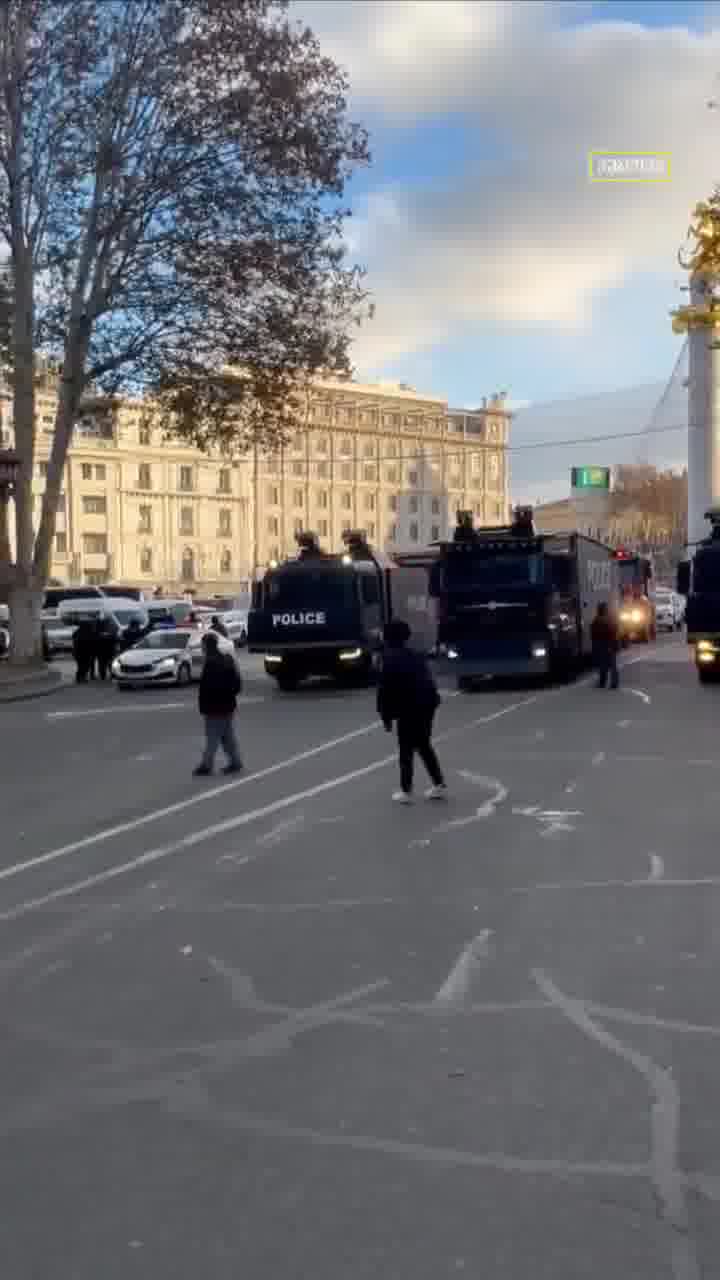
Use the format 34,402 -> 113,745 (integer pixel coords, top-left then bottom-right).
293,0 -> 720,497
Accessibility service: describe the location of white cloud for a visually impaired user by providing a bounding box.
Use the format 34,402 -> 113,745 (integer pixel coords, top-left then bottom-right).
295,1 -> 720,374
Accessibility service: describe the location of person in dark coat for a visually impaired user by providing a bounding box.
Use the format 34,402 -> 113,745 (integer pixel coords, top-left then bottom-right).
72,620 -> 95,683
210,614 -> 229,639
376,619 -> 446,803
591,601 -> 620,689
95,617 -> 119,681
120,615 -> 146,652
193,630 -> 243,777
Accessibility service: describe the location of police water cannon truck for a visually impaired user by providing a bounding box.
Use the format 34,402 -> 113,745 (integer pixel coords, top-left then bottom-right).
247,529 -> 436,691
427,506 -> 618,688
677,508 -> 720,683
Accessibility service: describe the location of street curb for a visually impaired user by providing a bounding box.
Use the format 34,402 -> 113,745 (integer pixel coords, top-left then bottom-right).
0,669 -> 69,704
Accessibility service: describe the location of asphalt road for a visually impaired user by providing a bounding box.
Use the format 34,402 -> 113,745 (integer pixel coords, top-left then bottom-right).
2,639 -> 720,1279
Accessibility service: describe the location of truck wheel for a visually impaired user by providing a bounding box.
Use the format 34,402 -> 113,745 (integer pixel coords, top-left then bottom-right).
276,674 -> 299,692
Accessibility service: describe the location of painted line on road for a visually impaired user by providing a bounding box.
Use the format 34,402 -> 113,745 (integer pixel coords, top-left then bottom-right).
434,931 -> 492,1006
45,696 -> 266,720
650,853 -> 665,881
0,720 -> 383,885
626,688 -> 651,705
0,698 -> 538,917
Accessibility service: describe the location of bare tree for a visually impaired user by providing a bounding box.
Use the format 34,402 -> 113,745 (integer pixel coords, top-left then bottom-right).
0,0 -> 369,659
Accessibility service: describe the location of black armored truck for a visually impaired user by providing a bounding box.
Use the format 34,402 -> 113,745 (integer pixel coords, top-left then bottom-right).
677,508 -> 720,683
428,507 -> 619,688
247,530 -> 436,691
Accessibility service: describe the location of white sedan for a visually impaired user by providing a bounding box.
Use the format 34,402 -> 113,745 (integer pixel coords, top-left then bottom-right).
112,628 -> 235,688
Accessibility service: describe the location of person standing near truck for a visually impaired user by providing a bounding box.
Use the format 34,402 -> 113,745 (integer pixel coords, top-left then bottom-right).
591,602 -> 620,690
377,619 -> 447,803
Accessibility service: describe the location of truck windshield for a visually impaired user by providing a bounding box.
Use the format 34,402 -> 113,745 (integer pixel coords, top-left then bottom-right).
444,552 -> 544,590
264,568 -> 357,609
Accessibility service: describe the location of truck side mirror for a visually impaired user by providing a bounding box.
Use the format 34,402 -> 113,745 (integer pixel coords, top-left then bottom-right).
676,561 -> 690,596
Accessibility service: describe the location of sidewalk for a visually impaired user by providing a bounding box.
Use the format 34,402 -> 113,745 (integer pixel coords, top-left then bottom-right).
0,662 -> 66,704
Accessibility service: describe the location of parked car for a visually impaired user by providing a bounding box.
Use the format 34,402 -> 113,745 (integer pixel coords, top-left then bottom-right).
0,603 -> 9,659
654,588 -> 683,632
112,626 -> 236,688
220,609 -> 248,648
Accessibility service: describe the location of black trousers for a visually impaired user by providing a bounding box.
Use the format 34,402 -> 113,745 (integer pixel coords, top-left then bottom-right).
596,653 -> 619,688
396,712 -> 444,793
75,654 -> 92,682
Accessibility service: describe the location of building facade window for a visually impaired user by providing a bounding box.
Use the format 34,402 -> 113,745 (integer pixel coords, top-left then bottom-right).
267,485 -> 279,505
83,533 -> 107,554
80,463 -> 91,480
179,465 -> 194,492
451,472 -> 462,488
138,505 -> 152,533
471,453 -> 482,476
293,489 -> 304,507
340,437 -> 352,456
341,492 -> 352,510
293,517 -> 303,534
388,495 -> 397,512
82,495 -> 107,514
386,467 -> 398,484
220,548 -> 232,575
316,461 -> 328,478
409,522 -> 419,542
367,521 -> 376,540
218,468 -> 231,494
409,496 -> 419,514
388,523 -> 397,542
431,524 -> 440,541
180,506 -> 194,535
363,464 -> 376,482
267,515 -> 279,536
431,498 -> 440,515
316,436 -> 328,454
341,463 -> 353,481
218,508 -> 231,536
317,490 -> 328,509
181,548 -> 195,580
363,441 -> 375,458
266,453 -> 279,473
408,470 -> 418,486
137,463 -> 151,489
140,546 -> 153,573
365,493 -> 375,511
95,464 -> 106,480
318,519 -> 328,537
139,424 -> 151,446
55,532 -> 67,553
292,461 -> 305,477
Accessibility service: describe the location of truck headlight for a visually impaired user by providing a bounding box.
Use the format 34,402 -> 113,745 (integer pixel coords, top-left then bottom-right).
447,647 -> 459,660
338,648 -> 363,662
532,646 -> 547,659
631,609 -> 643,623
265,654 -> 282,664
698,639 -> 714,651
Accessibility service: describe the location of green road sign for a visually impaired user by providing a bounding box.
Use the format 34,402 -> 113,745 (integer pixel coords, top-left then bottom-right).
571,466 -> 610,490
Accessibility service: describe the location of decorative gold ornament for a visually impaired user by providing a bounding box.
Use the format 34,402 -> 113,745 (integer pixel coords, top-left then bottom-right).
679,191 -> 720,275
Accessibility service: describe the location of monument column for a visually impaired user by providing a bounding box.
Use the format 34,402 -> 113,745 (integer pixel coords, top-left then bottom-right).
671,196 -> 720,545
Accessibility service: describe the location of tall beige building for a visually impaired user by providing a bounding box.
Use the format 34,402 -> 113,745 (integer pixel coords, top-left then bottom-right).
2,369 -> 511,593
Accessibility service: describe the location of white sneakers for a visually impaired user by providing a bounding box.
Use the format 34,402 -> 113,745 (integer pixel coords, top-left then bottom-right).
392,785 -> 448,804
425,784 -> 448,801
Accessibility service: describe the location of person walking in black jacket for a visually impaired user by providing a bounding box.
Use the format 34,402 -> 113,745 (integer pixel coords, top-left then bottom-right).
72,620 -> 95,683
377,619 -> 447,803
591,602 -> 620,689
193,631 -> 243,776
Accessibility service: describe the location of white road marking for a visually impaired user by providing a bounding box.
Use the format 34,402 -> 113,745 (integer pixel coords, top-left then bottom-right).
591,751 -> 605,766
257,814 -> 306,846
47,703 -> 187,719
626,688 -> 652,705
180,945 -> 193,956
617,720 -> 631,729
0,721 -> 383,884
0,700 -> 536,920
434,932 -> 492,1005
534,971 -> 700,1280
512,805 -> 539,816
564,782 -> 577,794
650,854 -> 665,881
3,698 -> 538,892
513,876 -> 720,894
444,776 -> 508,828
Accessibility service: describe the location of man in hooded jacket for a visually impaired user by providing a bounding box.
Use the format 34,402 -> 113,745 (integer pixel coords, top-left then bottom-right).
376,619 -> 447,803
193,630 -> 243,776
